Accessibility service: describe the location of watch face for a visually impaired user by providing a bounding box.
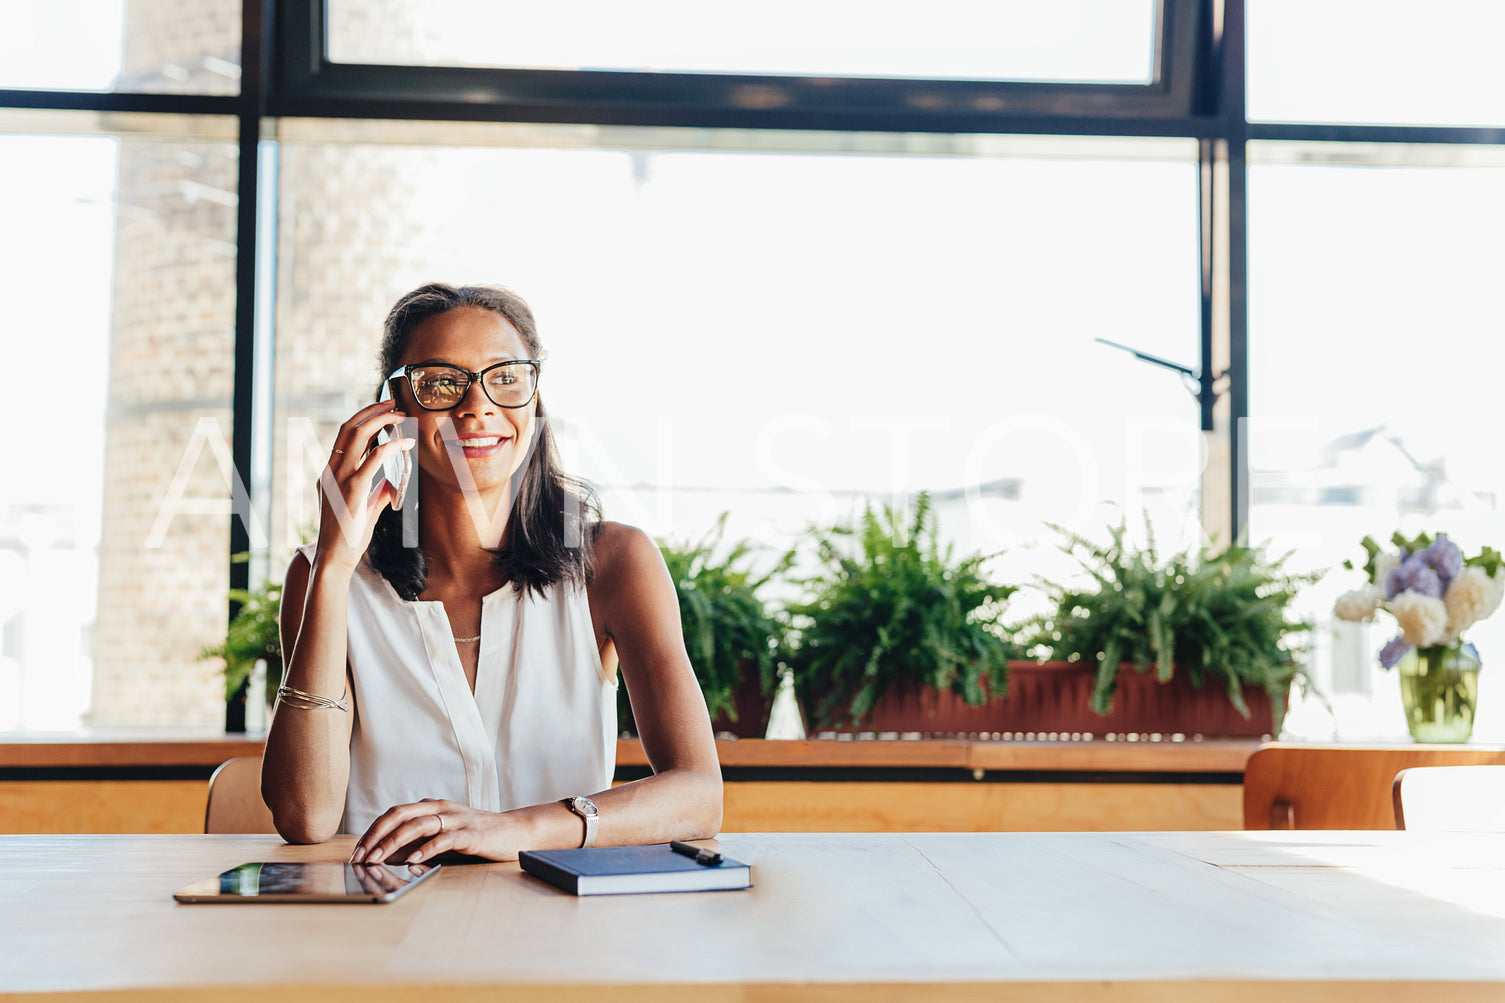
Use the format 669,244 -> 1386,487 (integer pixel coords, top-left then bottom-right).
572,796 -> 599,817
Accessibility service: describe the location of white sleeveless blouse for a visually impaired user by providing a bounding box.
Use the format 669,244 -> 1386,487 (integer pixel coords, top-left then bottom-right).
294,544 -> 618,834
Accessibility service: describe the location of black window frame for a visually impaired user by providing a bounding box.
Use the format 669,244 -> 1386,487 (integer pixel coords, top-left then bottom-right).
277,0 -> 1208,131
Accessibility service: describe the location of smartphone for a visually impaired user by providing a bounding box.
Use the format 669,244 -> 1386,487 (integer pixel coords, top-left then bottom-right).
376,380 -> 414,510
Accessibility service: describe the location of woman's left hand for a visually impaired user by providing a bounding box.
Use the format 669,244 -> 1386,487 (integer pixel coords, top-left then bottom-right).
351,798 -> 516,864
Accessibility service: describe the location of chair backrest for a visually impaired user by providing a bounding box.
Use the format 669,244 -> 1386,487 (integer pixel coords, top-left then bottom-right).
1393,765 -> 1505,831
1243,743 -> 1505,829
205,755 -> 278,834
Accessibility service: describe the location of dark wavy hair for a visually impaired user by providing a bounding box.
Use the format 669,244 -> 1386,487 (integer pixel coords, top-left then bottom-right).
367,282 -> 601,600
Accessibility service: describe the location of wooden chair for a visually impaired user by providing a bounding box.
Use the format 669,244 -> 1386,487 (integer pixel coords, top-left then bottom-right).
1242,742 -> 1505,829
1393,765 -> 1505,831
205,755 -> 278,834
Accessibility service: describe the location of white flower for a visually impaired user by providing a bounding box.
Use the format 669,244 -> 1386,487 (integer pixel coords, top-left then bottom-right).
1373,552 -> 1400,584
1334,585 -> 1384,622
1484,570 -> 1505,619
1389,591 -> 1448,648
1444,567 -> 1500,637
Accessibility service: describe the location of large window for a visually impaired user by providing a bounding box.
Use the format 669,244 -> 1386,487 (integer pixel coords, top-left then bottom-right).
269,123 -> 1201,614
1248,142 -> 1505,742
6,0 -> 1501,740
0,111 -> 239,729
1248,0 -> 1505,127
325,0 -> 1159,83
0,1 -> 240,95
0,129 -> 114,729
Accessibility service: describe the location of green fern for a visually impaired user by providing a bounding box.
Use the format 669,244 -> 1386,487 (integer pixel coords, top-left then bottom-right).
620,516 -> 788,731
1025,521 -> 1316,728
200,562 -> 284,700
786,494 -> 1017,730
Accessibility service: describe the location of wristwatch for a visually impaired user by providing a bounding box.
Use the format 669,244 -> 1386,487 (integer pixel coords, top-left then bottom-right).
562,795 -> 599,848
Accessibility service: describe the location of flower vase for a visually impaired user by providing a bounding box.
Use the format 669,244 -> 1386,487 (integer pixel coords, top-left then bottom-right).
1396,643 -> 1481,743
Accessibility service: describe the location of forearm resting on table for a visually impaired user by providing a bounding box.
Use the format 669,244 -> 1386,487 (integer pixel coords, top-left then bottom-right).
497,766 -> 721,857
579,765 -> 723,848
262,564 -> 355,843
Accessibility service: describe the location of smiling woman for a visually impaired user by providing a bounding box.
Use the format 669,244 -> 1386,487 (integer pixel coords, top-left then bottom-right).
259,282 -> 723,863
367,288 -> 565,596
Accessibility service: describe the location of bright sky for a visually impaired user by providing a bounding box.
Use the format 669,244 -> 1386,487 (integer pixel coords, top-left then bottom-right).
327,0 -> 1157,81
0,0 -> 123,89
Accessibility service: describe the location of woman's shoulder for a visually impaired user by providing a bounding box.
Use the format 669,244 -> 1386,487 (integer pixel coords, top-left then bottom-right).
588,522 -> 664,588
282,543 -> 316,591
584,523 -> 676,637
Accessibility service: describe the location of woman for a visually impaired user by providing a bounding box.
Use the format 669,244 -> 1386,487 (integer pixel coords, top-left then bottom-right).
262,283 -> 722,864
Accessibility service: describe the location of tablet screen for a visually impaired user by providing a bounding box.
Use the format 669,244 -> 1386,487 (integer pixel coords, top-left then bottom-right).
174,861 -> 440,904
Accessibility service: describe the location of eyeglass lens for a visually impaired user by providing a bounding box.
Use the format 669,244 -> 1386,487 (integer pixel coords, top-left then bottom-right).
407,363 -> 537,409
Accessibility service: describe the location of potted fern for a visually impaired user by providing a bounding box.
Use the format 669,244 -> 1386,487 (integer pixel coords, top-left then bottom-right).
620,516 -> 788,738
1020,522 -> 1315,736
785,494 -> 1017,731
199,565 -> 283,711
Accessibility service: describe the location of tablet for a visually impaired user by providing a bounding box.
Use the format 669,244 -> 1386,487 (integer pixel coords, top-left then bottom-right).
173,861 -> 440,904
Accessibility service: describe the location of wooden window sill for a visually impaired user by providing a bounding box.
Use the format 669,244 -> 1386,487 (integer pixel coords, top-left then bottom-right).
0,732 -> 1261,773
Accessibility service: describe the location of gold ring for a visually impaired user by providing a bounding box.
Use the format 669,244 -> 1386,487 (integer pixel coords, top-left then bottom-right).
331,448 -> 345,455
435,813 -> 444,834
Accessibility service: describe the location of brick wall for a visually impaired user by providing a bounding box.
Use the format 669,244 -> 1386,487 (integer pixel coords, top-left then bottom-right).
92,111 -> 239,725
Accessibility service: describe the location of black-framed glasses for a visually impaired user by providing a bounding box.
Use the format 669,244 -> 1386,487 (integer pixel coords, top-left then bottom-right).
386,360 -> 541,410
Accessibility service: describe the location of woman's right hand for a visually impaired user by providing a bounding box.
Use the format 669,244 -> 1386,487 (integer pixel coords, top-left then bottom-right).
314,400 -> 415,575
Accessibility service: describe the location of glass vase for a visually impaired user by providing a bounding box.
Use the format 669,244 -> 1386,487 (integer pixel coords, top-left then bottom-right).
1396,642 -> 1481,743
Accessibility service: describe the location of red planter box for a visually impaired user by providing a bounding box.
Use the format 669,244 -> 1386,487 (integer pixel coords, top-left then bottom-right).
710,666 -> 773,739
816,661 -> 1280,739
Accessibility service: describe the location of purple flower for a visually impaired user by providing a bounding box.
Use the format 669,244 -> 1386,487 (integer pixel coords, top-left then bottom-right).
1379,635 -> 1412,669
1411,565 -> 1442,598
1421,535 -> 1464,591
1384,555 -> 1443,599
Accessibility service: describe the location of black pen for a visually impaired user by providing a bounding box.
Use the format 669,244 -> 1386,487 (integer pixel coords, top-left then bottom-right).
670,840 -> 722,866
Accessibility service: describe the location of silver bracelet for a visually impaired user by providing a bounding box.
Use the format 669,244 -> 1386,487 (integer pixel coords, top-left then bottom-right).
275,683 -> 350,712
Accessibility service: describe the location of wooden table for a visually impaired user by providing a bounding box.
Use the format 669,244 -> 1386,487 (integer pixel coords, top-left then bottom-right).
4,830 -> 1504,1001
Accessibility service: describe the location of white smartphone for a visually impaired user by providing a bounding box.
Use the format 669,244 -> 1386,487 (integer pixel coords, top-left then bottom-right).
376,380 -> 414,510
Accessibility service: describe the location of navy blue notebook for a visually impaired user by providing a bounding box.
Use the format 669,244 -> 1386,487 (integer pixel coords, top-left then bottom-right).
519,843 -> 752,896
